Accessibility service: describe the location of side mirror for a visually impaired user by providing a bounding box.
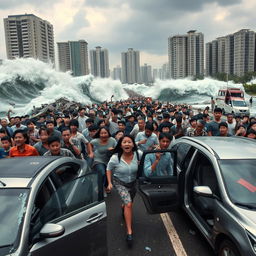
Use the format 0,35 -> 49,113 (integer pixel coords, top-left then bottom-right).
39,223 -> 65,239
193,186 -> 214,198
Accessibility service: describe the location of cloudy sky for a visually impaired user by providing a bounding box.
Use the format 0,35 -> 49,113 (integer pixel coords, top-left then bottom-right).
0,0 -> 256,69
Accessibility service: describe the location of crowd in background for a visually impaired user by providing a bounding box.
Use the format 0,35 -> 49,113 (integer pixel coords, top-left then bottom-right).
0,97 -> 256,160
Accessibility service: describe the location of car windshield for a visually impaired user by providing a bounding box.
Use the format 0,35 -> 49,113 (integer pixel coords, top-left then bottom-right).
0,189 -> 29,253
219,160 -> 256,209
232,100 -> 247,107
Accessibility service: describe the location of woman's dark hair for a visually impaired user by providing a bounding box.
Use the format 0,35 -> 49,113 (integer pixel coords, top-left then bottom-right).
97,120 -> 105,127
145,121 -> 154,131
159,132 -> 173,141
13,129 -> 29,144
114,130 -> 124,136
112,135 -> 138,162
151,120 -> 158,131
94,127 -> 111,138
61,127 -> 71,133
39,127 -> 49,135
159,125 -> 171,133
0,128 -> 7,134
69,119 -> 79,127
48,135 -> 61,145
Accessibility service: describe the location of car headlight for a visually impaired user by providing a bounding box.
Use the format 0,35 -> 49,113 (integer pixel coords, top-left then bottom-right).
246,230 -> 256,252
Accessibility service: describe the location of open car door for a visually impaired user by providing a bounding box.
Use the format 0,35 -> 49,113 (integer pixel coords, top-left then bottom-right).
138,149 -> 179,214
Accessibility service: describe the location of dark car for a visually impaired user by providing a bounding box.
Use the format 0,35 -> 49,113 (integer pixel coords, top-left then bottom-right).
138,136 -> 256,256
0,157 -> 107,256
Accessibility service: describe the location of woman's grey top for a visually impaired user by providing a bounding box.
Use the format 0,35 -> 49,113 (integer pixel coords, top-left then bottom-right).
90,137 -> 117,165
107,151 -> 142,183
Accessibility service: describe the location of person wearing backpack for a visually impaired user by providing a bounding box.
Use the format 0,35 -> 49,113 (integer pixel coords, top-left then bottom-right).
106,135 -> 142,247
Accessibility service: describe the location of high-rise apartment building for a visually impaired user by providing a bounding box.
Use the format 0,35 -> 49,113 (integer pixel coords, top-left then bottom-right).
112,65 -> 122,81
168,35 -> 187,79
233,29 -> 255,77
90,46 -> 110,78
168,30 -> 204,79
121,48 -> 140,84
57,40 -> 89,76
187,30 -> 204,77
206,29 -> 255,77
140,64 -> 153,85
4,14 -> 54,63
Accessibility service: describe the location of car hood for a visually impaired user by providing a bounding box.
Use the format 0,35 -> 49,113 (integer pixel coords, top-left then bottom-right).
238,208 -> 256,226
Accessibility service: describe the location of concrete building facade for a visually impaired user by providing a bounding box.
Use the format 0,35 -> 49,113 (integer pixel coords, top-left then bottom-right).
187,30 -> 204,77
112,65 -> 122,81
90,46 -> 110,78
206,29 -> 255,77
57,40 -> 89,76
4,14 -> 54,63
233,29 -> 255,77
140,64 -> 153,85
168,30 -> 204,79
121,48 -> 140,84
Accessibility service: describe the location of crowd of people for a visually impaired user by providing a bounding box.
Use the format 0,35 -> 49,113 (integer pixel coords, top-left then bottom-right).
0,97 -> 255,245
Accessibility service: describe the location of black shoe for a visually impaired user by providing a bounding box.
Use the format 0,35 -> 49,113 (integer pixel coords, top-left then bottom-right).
126,234 -> 133,247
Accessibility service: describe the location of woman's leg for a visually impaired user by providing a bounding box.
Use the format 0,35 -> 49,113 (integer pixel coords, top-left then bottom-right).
94,163 -> 107,187
124,202 -> 133,234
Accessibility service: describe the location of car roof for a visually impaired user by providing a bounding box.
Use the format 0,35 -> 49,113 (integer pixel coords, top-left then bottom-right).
0,156 -> 60,178
179,136 -> 256,160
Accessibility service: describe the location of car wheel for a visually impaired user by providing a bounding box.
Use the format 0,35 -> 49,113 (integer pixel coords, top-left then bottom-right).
218,239 -> 241,256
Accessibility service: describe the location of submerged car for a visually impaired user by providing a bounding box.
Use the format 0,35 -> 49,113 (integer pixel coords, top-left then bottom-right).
0,157 -> 107,256
138,136 -> 256,256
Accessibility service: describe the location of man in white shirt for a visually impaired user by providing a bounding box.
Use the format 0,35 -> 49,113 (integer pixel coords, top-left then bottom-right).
226,113 -> 236,135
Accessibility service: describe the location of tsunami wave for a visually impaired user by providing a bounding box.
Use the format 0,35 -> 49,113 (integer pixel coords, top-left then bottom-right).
0,58 -> 247,116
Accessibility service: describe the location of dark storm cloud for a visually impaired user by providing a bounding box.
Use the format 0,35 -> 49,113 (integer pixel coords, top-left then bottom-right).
1,0 -> 60,9
59,9 -> 90,40
85,0 -> 242,12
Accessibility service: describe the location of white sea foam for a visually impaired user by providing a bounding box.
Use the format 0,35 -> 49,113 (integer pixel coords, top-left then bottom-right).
0,58 -> 254,116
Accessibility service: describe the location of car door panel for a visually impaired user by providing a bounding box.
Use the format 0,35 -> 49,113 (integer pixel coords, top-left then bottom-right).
30,202 -> 107,256
29,171 -> 107,256
138,149 -> 179,214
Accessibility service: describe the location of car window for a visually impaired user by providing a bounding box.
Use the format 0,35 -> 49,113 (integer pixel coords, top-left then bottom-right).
53,163 -> 81,185
176,143 -> 192,169
30,173 -> 99,240
192,152 -> 219,197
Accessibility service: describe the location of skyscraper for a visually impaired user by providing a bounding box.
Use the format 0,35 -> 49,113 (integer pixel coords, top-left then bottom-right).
233,29 -> 255,77
90,46 -> 110,78
121,48 -> 141,84
57,40 -> 89,76
187,30 -> 204,77
140,64 -> 153,85
112,65 -> 122,81
206,29 -> 255,77
168,35 -> 187,79
4,14 -> 54,63
168,30 -> 204,79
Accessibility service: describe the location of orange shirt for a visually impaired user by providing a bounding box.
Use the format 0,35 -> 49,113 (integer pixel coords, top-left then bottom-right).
9,144 -> 39,157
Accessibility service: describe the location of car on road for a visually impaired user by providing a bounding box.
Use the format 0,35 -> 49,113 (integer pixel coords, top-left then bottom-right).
0,157 -> 107,256
138,136 -> 256,256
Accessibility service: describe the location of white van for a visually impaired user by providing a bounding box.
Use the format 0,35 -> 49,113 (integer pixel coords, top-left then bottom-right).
216,88 -> 250,115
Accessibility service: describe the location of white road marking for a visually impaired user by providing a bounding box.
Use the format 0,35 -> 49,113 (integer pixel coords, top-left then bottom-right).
160,213 -> 188,256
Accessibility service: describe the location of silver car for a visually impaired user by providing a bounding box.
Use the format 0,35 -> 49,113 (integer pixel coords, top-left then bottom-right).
138,136 -> 256,256
0,156 -> 107,256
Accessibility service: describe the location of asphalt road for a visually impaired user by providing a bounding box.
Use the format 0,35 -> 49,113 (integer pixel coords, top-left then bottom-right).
106,190 -> 215,256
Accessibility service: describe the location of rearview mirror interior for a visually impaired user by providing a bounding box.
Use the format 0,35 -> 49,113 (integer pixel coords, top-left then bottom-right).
40,223 -> 65,239
193,186 -> 214,198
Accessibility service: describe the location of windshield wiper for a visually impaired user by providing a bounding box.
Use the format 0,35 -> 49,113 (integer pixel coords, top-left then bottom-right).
0,180 -> 6,187
0,244 -> 13,249
233,202 -> 256,210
